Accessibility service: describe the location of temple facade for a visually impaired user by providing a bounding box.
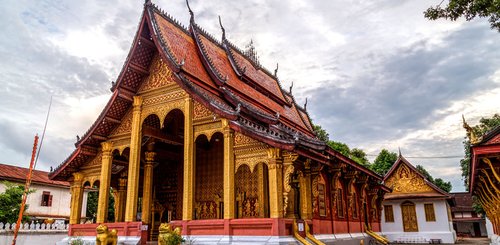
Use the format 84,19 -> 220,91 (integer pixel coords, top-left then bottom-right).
466,123 -> 500,245
49,2 -> 389,244
381,155 -> 456,243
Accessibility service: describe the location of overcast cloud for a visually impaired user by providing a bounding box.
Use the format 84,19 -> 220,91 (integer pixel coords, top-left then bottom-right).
0,0 -> 498,192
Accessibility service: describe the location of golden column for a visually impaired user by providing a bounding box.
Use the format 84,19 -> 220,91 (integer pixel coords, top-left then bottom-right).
141,151 -> 156,223
114,173 -> 127,222
223,119 -> 235,219
125,96 -> 143,222
97,142 -> 113,223
69,172 -> 84,224
268,148 -> 284,218
182,97 -> 195,220
299,160 -> 313,220
257,163 -> 268,218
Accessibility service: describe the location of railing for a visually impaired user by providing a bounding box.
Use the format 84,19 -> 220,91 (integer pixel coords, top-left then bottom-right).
304,222 -> 326,245
292,220 -> 313,245
0,222 -> 68,231
364,225 -> 389,245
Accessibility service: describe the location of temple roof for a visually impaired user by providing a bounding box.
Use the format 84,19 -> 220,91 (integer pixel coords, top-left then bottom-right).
48,2 -> 384,184
383,155 -> 450,199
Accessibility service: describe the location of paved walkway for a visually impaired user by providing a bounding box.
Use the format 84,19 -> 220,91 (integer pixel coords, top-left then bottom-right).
456,237 -> 490,244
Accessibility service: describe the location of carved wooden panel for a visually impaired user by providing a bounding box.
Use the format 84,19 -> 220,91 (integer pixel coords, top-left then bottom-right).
193,101 -> 212,119
385,164 -> 435,193
138,55 -> 175,92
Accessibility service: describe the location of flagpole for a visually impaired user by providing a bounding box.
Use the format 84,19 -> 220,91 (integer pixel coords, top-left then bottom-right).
12,96 -> 52,245
11,135 -> 38,245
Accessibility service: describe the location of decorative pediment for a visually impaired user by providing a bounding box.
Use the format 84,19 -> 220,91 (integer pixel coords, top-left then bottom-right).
384,164 -> 435,194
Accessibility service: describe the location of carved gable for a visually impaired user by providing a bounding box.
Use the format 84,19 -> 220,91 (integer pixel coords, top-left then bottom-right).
384,164 -> 436,194
138,55 -> 174,92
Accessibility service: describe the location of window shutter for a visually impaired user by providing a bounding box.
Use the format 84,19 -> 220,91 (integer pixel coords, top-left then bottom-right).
48,195 -> 53,207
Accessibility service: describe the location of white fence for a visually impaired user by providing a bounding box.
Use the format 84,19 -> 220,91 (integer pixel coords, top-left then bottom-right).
0,222 -> 68,245
0,222 -> 69,231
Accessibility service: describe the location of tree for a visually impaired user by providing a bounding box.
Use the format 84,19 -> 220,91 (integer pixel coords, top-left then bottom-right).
350,148 -> 370,167
314,124 -> 371,167
416,165 -> 452,192
86,188 -> 115,222
460,114 -> 500,188
370,149 -> 398,175
433,178 -> 452,193
313,124 -> 330,142
424,0 -> 500,32
328,141 -> 351,157
0,182 -> 33,223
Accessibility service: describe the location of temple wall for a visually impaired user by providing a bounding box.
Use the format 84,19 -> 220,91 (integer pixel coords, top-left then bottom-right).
382,199 -> 455,243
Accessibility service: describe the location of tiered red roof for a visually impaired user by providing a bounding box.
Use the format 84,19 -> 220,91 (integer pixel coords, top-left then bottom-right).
49,2 -> 384,186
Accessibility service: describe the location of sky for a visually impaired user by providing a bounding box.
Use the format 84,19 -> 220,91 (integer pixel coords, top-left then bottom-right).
0,0 -> 498,192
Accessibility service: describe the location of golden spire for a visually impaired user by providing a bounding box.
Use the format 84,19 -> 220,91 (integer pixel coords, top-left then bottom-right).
462,115 -> 481,144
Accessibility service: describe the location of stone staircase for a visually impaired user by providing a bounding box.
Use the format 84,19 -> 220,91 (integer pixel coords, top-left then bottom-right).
393,234 -> 427,244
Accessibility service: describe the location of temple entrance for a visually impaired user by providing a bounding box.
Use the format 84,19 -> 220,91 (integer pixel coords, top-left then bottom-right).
141,110 -> 185,240
235,163 -> 269,218
194,132 -> 224,220
401,201 -> 418,232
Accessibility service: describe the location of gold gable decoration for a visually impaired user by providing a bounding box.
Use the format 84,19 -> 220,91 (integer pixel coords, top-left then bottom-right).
138,55 -> 174,92
385,164 -> 435,193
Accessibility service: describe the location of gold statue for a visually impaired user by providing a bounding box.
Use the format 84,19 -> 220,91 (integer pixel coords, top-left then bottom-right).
462,115 -> 481,144
95,224 -> 118,245
158,223 -> 183,245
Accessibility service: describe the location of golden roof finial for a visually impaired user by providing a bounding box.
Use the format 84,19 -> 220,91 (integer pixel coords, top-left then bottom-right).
462,114 -> 481,144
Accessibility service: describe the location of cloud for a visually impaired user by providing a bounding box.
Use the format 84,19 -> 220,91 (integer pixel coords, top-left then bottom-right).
0,0 -> 497,193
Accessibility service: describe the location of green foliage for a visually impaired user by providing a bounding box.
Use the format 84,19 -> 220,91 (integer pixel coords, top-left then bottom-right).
415,165 -> 452,192
370,149 -> 398,175
433,178 -> 452,193
313,124 -> 371,167
460,114 -> 500,188
350,148 -> 370,167
86,188 -> 115,222
424,0 -> 500,32
159,233 -> 186,245
313,124 -> 330,142
328,141 -> 351,157
0,181 -> 34,223
472,196 -> 485,215
416,165 -> 433,181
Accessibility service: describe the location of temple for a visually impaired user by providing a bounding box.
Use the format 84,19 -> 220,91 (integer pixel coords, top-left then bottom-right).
48,1 -> 390,244
467,123 -> 500,245
381,155 -> 455,243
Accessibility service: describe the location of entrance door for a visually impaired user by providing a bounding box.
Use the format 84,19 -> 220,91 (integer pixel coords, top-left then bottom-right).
473,222 -> 481,237
401,202 -> 418,232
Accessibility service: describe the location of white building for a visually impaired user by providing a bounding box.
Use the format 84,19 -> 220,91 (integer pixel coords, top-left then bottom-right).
0,163 -> 88,224
381,156 -> 456,244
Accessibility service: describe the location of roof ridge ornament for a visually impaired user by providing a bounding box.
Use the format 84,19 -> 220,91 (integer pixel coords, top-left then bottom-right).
289,81 -> 293,94
304,97 -> 308,110
218,16 -> 226,41
274,63 -> 279,77
462,114 -> 481,144
186,0 -> 194,22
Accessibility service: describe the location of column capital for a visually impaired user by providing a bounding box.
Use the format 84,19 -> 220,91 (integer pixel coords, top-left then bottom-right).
101,141 -> 113,153
267,147 -> 282,159
118,178 -> 128,189
145,151 -> 157,162
133,96 -> 143,107
72,172 -> 84,184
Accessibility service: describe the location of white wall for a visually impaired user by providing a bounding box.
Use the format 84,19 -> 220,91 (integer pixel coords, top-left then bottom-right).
0,182 -> 88,221
0,231 -> 67,245
381,199 -> 455,243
